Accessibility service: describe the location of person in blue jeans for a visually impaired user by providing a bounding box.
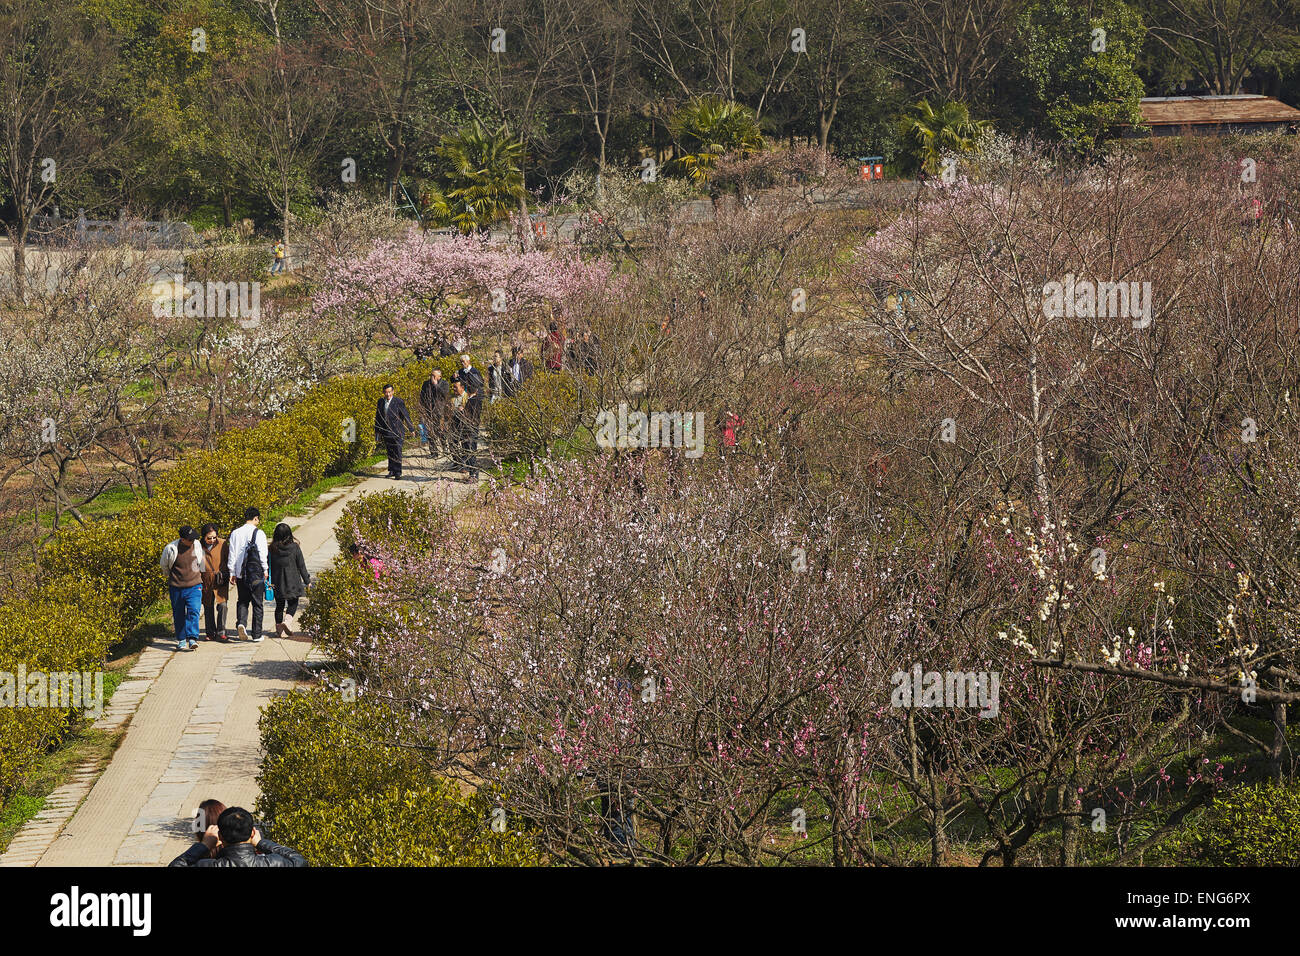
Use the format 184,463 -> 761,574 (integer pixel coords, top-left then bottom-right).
160,525 -> 205,651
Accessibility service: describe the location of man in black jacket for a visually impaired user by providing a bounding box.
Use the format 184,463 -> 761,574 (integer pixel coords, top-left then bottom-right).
374,383 -> 415,479
418,368 -> 452,458
456,356 -> 485,470
169,807 -> 307,867
453,354 -> 484,404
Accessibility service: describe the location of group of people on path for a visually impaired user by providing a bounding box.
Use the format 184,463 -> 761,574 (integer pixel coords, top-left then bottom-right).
378,352 -> 529,481
380,329 -> 607,480
159,506 -> 311,650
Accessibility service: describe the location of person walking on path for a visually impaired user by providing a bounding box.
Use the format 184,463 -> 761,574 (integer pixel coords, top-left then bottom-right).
267,522 -> 311,639
450,380 -> 480,480
459,356 -> 485,473
161,525 -> 204,651
199,523 -> 230,643
227,507 -> 269,643
374,383 -> 415,479
418,367 -> 451,459
453,353 -> 484,399
169,807 -> 307,867
270,241 -> 286,275
454,377 -> 475,476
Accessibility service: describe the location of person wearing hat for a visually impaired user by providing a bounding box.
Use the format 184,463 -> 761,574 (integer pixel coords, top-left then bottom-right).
161,525 -> 206,651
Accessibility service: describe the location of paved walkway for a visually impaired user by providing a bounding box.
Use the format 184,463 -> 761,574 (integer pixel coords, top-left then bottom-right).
1,447 -> 480,867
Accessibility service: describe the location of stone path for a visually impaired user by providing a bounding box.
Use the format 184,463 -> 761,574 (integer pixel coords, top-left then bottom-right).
0,447 -> 480,867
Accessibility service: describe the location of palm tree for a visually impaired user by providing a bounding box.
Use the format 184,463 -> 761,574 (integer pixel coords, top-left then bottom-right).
896,100 -> 988,178
422,123 -> 527,234
665,95 -> 764,184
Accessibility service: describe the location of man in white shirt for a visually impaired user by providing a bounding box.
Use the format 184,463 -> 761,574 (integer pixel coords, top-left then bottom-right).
226,506 -> 269,642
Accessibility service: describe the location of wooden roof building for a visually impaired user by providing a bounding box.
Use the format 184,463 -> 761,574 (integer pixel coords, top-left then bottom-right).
1133,95 -> 1300,136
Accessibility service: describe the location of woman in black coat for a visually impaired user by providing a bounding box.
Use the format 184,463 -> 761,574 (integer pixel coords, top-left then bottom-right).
267,523 -> 310,638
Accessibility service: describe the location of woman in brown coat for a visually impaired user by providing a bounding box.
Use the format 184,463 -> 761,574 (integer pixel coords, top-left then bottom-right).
200,523 -> 230,642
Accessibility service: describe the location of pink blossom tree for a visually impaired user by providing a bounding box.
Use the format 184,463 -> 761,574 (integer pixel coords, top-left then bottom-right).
311,231 -> 616,354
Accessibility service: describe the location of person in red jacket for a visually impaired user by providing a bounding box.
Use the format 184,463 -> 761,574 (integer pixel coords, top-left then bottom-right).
546,321 -> 565,371
721,410 -> 743,456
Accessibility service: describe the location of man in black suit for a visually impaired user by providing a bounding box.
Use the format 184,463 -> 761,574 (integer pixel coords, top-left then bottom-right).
418,367 -> 451,457
374,383 -> 415,479
453,354 -> 485,412
505,345 -> 533,397
452,355 -> 485,477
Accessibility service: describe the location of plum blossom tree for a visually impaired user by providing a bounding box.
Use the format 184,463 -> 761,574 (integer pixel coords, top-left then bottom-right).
313,457 -> 932,864
311,231 -> 615,355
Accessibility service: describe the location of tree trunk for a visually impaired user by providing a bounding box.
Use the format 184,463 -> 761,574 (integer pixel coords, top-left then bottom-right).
11,221 -> 29,302
386,144 -> 404,203
517,194 -> 534,252
282,184 -> 291,257
1271,687 -> 1288,782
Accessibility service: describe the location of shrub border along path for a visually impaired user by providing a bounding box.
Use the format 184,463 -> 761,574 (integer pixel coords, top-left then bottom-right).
0,453 -> 479,867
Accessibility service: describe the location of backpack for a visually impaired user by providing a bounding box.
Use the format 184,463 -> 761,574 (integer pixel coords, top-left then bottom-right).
242,530 -> 266,582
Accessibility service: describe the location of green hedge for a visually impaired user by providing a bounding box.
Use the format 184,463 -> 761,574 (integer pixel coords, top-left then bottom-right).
0,580 -> 118,804
257,688 -> 541,866
295,560 -> 376,669
334,489 -> 452,556
1196,783 -> 1300,866
40,519 -> 170,632
218,418 -> 331,489
485,368 -> 595,463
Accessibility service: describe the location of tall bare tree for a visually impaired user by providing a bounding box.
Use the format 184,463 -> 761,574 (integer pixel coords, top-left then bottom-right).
216,2 -> 342,248
0,0 -> 117,298
1144,0 -> 1300,94
880,0 -> 1025,106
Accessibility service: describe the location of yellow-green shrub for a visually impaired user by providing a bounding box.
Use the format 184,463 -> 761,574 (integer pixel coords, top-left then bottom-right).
0,580 -> 118,803
295,561 -> 375,667
218,418 -> 331,489
291,376 -> 379,472
256,688 -> 540,866
1196,783 -> 1300,865
333,489 -> 452,555
257,688 -> 419,822
485,369 -> 594,462
274,785 -> 543,866
0,577 -> 118,673
135,449 -> 299,530
40,517 -> 169,631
